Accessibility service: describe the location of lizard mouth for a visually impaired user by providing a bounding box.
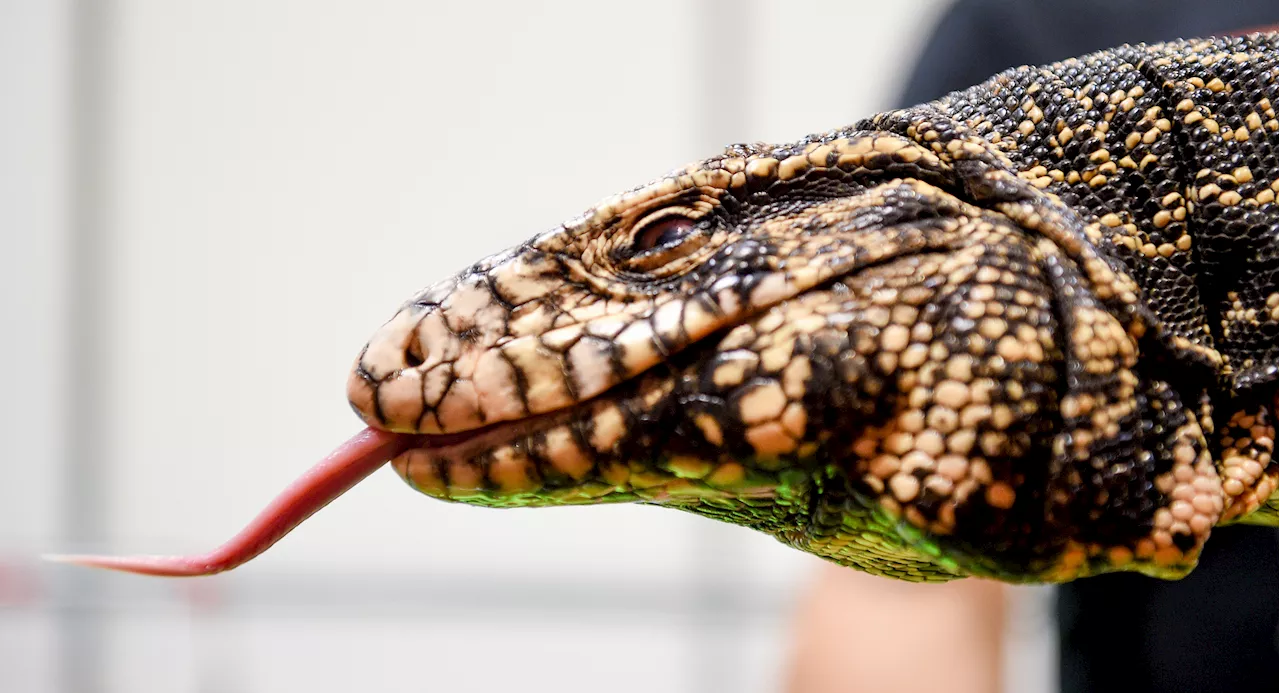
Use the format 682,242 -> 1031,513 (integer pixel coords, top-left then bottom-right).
49,318 -> 695,579
401,407 -> 572,456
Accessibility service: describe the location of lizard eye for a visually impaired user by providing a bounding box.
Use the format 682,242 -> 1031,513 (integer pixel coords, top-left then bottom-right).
632,215 -> 697,253
614,205 -> 714,277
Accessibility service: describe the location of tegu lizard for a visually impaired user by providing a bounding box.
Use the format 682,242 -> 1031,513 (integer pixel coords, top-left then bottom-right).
55,34 -> 1278,584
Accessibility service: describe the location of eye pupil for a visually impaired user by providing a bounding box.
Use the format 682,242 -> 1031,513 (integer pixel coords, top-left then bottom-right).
635,217 -> 695,251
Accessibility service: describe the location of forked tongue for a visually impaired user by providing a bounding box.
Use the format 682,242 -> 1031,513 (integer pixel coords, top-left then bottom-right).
44,427 -> 416,576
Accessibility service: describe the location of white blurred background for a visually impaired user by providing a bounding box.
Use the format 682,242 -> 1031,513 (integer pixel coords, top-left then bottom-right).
1,2 -> 1056,691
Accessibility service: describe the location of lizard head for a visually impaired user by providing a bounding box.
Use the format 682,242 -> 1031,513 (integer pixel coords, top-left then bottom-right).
344,122 -> 1238,583
344,135 -> 975,540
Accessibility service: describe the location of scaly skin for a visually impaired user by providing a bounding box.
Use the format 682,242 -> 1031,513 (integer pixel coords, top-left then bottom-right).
340,34 -> 1279,584
61,35 -> 1275,583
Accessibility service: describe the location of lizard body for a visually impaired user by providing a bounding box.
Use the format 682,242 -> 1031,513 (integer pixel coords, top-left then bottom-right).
60,34 -> 1279,584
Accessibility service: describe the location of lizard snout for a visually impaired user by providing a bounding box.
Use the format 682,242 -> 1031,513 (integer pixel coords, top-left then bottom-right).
347,285 -> 482,435
347,301 -> 450,434
348,248 -> 574,436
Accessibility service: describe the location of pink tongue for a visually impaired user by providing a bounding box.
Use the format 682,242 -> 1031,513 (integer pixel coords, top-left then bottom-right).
45,427 -> 415,576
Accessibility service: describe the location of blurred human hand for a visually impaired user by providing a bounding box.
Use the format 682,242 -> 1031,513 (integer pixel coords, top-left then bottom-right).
785,564 -> 1006,693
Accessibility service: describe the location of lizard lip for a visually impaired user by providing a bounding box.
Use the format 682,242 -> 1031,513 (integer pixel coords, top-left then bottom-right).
399,407 -> 578,457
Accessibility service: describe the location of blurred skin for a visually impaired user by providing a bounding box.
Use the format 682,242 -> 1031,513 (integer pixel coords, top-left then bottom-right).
786,565 -> 1005,693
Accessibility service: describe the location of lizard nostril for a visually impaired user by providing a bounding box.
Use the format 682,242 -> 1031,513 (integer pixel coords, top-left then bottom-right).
404,334 -> 424,368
